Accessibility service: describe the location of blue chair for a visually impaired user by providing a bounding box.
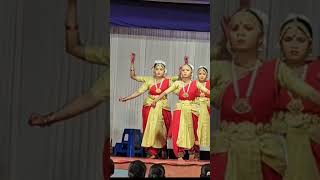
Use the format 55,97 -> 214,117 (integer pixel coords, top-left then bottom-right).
114,129 -> 144,157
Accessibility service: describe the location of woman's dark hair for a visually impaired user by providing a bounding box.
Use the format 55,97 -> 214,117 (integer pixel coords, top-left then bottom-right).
280,17 -> 312,38
198,66 -> 208,74
246,9 -> 264,32
200,164 -> 210,178
128,160 -> 146,178
153,63 -> 166,69
181,63 -> 193,71
232,9 -> 264,33
148,164 -> 165,178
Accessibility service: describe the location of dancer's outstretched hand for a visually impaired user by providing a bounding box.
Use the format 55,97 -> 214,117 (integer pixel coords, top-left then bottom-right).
119,97 -> 127,102
28,112 -> 53,127
184,55 -> 189,64
130,53 -> 135,64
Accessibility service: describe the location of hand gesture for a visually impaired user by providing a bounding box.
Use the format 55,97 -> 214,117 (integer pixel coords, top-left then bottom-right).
28,112 -> 53,127
151,101 -> 156,107
130,53 -> 136,64
221,16 -> 231,41
119,97 -> 127,102
184,55 -> 189,64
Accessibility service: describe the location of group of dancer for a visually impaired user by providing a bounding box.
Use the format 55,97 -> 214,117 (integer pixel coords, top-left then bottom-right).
119,53 -> 210,160
25,0 -> 320,178
211,8 -> 320,180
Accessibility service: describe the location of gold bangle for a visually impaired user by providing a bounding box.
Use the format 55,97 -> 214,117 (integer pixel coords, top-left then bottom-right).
48,112 -> 56,121
44,112 -> 55,126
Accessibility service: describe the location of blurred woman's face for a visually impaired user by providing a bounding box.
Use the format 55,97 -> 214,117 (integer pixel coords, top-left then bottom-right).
153,64 -> 165,78
229,11 -> 263,52
180,65 -> 192,78
281,25 -> 311,63
197,69 -> 208,82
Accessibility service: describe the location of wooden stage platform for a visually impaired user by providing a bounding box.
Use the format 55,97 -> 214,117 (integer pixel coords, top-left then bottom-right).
111,156 -> 209,177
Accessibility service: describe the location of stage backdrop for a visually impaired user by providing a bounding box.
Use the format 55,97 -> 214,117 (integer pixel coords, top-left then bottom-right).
110,26 -> 210,150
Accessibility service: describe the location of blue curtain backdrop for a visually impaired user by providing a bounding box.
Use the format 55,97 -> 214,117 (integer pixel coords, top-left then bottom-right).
110,0 -> 210,32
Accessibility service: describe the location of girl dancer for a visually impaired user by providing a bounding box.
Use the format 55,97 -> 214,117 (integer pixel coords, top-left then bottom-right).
195,66 -> 210,151
152,57 -> 210,160
119,59 -> 174,159
211,8 -> 320,180
272,14 -> 320,180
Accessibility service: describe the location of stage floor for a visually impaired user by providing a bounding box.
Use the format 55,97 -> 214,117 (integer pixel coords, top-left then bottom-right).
111,156 -> 209,177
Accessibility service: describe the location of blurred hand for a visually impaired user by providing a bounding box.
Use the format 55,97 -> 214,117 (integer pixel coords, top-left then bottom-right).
184,55 -> 189,64
119,97 -> 127,102
221,16 -> 231,41
151,101 -> 156,107
28,112 -> 53,127
130,53 -> 136,64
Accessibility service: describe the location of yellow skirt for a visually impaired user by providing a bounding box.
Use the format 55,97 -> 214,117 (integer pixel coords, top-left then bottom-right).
272,111 -> 320,180
195,97 -> 210,148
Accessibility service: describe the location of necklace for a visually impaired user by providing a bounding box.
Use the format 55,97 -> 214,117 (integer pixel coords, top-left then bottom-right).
231,60 -> 260,114
154,78 -> 164,93
182,81 -> 191,98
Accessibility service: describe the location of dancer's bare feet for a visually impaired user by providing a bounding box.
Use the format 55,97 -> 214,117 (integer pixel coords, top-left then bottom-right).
178,157 -> 184,161
161,150 -> 167,159
149,155 -> 156,159
189,154 -> 195,160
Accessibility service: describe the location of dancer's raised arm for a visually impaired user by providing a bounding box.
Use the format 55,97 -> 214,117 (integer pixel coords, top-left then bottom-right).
65,0 -> 108,65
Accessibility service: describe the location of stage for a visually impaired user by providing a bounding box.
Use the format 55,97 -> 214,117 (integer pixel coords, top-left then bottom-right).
111,156 -> 209,177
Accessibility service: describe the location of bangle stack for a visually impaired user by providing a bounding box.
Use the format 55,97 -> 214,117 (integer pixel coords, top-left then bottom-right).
43,112 -> 55,126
